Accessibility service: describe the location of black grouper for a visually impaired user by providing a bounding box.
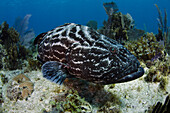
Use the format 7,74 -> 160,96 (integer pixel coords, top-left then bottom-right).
34,23 -> 144,85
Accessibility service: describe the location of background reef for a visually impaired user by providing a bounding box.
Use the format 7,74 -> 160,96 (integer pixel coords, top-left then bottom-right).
0,2 -> 170,113
0,20 -> 41,71
0,21 -> 27,70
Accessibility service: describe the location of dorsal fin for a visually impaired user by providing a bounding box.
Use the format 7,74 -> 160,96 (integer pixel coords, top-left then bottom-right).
34,32 -> 47,45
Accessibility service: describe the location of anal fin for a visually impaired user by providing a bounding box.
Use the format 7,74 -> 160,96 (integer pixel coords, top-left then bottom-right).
42,61 -> 68,85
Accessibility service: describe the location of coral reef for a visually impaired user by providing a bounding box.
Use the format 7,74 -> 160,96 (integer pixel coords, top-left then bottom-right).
125,32 -> 165,61
27,58 -> 42,71
0,44 -> 5,69
0,21 -> 31,70
41,77 -> 121,113
6,74 -> 34,101
0,2 -> 169,113
63,78 -> 120,107
0,21 -> 39,71
99,2 -> 135,44
144,57 -> 170,90
0,73 -> 8,85
46,90 -> 92,113
125,32 -> 169,90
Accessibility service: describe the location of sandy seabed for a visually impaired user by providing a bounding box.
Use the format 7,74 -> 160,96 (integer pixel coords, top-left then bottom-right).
0,68 -> 169,113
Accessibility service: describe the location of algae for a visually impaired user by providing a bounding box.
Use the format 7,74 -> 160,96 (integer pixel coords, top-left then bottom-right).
0,73 -> 8,85
125,32 -> 169,91
0,21 -> 41,72
99,11 -> 134,44
47,90 -> 92,113
125,32 -> 165,61
0,22 -> 31,70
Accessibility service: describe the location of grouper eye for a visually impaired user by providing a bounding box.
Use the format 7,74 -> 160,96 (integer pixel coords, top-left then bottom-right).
109,47 -> 117,54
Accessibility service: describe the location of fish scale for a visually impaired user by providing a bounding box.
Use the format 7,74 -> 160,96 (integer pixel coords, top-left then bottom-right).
34,23 -> 144,85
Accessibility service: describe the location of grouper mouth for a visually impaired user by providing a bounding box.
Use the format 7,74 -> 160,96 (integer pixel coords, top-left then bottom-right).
115,67 -> 144,83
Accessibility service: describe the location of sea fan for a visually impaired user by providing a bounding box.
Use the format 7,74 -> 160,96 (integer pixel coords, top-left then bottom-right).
14,14 -> 32,37
103,2 -> 118,16
13,14 -> 35,48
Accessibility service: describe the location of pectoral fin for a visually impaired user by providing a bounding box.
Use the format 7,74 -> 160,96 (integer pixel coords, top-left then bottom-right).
42,61 -> 68,85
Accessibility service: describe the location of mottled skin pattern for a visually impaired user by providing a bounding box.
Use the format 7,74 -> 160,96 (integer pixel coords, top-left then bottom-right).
35,23 -> 144,84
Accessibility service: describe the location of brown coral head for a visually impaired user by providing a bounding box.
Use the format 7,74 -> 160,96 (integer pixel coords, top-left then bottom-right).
12,74 -> 30,83
6,74 -> 34,101
19,81 -> 34,99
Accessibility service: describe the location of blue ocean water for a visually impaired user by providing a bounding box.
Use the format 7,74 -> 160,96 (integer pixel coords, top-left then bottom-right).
0,0 -> 169,35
